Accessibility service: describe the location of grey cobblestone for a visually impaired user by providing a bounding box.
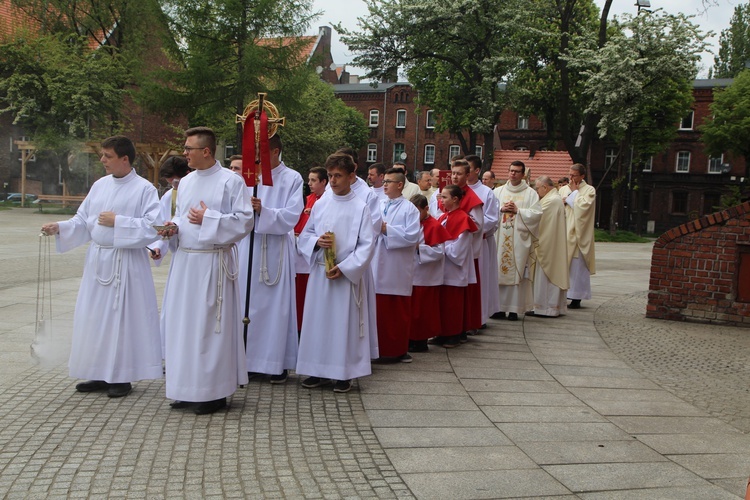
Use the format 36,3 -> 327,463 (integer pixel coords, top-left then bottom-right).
596,290 -> 750,433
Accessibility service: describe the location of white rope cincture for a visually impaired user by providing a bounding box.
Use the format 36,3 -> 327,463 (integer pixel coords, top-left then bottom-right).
181,245 -> 238,333
259,234 -> 283,286
352,276 -> 365,338
93,244 -> 122,310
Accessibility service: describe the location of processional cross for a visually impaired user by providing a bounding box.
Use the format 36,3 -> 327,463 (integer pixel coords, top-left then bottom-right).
236,92 -> 286,345
236,92 -> 286,187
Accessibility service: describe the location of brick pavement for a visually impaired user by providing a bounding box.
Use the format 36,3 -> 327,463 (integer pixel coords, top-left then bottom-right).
0,208 -> 749,498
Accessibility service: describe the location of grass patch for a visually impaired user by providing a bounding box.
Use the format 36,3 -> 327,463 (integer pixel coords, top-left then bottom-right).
595,229 -> 652,243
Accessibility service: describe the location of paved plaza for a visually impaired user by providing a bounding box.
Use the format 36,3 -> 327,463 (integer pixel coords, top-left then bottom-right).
1,208 -> 749,498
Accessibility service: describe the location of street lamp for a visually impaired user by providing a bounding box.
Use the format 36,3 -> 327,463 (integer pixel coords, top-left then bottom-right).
636,0 -> 651,13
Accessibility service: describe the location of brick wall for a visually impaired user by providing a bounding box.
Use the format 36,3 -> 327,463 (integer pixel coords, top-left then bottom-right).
647,201 -> 750,327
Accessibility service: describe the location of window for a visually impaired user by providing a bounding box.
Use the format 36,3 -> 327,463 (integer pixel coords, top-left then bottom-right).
224,144 -> 235,159
448,145 -> 461,162
369,110 -> 379,127
426,110 -> 436,129
642,156 -> 653,172
424,145 -> 435,164
676,151 -> 691,173
671,191 -> 688,214
708,155 -> 724,174
514,145 -> 528,151
517,115 -> 529,130
367,144 -> 377,163
475,146 -> 483,159
604,148 -> 618,168
393,143 -> 405,163
703,191 -> 721,215
396,109 -> 406,128
679,111 -> 694,130
641,190 -> 652,213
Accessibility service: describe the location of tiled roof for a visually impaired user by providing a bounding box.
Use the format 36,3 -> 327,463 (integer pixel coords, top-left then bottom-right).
333,82 -> 406,93
491,150 -> 573,183
258,35 -> 317,65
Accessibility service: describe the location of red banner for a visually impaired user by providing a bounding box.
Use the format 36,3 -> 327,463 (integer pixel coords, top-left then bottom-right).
241,110 -> 274,187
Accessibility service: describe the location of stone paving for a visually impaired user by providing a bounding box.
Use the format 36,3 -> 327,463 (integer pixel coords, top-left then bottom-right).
0,208 -> 749,498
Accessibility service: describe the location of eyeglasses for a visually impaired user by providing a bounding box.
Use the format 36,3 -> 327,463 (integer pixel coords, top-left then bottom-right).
382,180 -> 399,184
183,146 -> 206,152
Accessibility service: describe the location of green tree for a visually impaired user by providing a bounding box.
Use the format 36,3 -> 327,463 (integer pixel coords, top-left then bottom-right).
338,0 -> 520,167
0,32 -> 128,185
701,69 -> 750,179
507,0 -> 601,158
568,10 -> 707,233
281,72 -> 369,173
142,0 -> 318,149
713,3 -> 750,79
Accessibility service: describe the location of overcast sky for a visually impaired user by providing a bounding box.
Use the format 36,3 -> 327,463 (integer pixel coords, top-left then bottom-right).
309,0 -> 740,79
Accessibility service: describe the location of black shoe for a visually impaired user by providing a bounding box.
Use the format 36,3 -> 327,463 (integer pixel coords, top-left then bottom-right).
169,400 -> 194,409
508,313 -> 518,321
333,380 -> 352,393
398,353 -> 413,363
479,323 -> 487,330
408,340 -> 429,353
193,397 -> 227,415
525,311 -> 535,316
459,332 -> 469,343
107,383 -> 132,398
442,335 -> 461,348
270,370 -> 288,384
428,336 -> 446,345
301,376 -> 331,388
490,312 -> 506,320
569,299 -> 581,309
76,380 -> 109,393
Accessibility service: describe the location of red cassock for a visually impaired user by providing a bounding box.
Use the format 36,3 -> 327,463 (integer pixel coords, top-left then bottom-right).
294,192 -> 321,332
437,209 -> 477,337
376,294 -> 412,357
410,216 -> 451,341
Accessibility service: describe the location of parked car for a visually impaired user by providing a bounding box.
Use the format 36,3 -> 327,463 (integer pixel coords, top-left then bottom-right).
4,193 -> 37,203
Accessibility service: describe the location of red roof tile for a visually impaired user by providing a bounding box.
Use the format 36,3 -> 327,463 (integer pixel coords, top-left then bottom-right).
491,150 -> 573,184
258,35 -> 317,65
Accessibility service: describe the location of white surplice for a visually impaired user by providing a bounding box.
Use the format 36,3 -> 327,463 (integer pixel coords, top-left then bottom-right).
55,169 -> 163,383
296,190 -> 377,380
162,161 -> 253,402
372,185 -> 386,203
371,196 -> 420,296
469,180 -> 501,322
493,181 -> 541,314
243,162 -> 304,375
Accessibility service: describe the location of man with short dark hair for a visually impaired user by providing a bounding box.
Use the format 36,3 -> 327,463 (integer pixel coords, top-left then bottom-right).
466,155 -> 500,326
558,163 -> 596,309
244,134 -> 304,384
368,162 -> 386,201
492,160 -> 541,320
372,168 -> 420,362
159,126 -> 254,414
392,161 -> 420,200
41,136 -> 163,398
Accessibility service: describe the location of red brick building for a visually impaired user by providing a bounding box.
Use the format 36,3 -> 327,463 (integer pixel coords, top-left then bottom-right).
333,82 -> 486,176
647,200 -> 750,327
336,78 -> 747,235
